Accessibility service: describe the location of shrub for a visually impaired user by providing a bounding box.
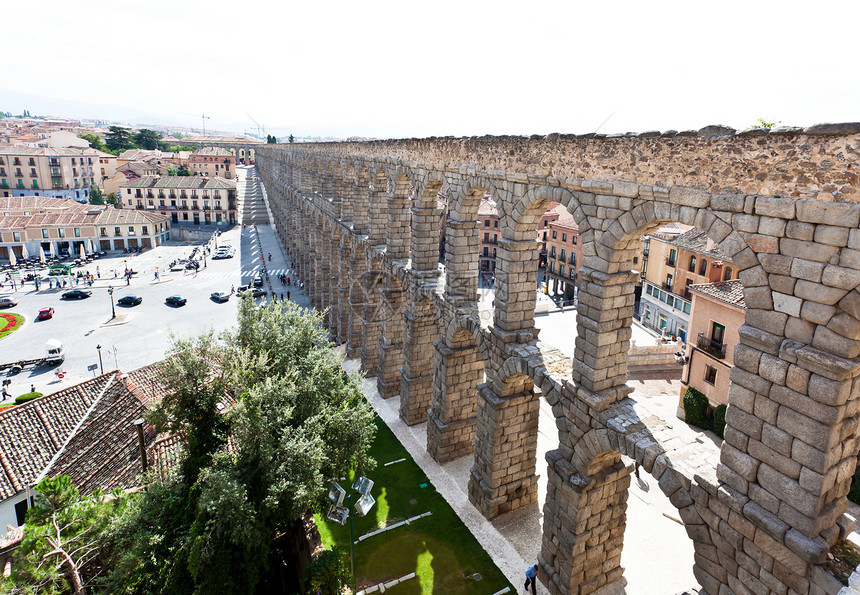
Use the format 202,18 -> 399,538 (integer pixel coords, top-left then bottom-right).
305,547 -> 351,595
15,392 -> 43,405
683,387 -> 710,431
712,404 -> 727,439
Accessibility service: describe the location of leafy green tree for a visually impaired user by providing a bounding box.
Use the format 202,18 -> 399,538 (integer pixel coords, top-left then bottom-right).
266,134 -> 276,144
105,127 -> 133,153
166,146 -> 198,153
89,187 -> 104,205
105,192 -> 117,207
288,134 -> 295,143
4,476 -> 128,595
304,548 -> 351,594
78,134 -> 106,152
104,300 -> 376,594
166,167 -> 177,176
177,165 -> 191,176
134,129 -> 162,151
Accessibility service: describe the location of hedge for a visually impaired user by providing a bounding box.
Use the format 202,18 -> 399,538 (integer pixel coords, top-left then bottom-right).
14,392 -> 43,405
683,387 -> 710,431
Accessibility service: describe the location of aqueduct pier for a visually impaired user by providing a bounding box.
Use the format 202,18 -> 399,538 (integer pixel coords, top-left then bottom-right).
254,123 -> 860,595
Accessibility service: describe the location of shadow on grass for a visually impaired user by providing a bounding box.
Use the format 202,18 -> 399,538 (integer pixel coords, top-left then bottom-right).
315,417 -> 513,594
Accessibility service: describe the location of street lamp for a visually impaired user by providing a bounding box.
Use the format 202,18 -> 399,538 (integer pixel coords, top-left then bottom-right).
108,286 -> 116,319
326,476 -> 375,594
96,344 -> 103,374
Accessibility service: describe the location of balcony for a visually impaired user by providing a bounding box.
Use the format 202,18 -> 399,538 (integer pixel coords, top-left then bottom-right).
662,282 -> 673,291
665,257 -> 676,267
697,333 -> 726,359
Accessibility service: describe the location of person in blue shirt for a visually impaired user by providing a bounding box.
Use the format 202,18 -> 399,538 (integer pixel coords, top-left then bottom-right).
525,563 -> 538,594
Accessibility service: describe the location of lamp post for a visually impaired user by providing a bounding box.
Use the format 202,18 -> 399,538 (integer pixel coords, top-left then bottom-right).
96,344 -> 103,374
326,476 -> 375,594
108,286 -> 115,319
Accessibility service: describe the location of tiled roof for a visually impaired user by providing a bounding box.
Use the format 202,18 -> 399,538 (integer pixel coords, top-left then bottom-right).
192,147 -> 232,157
0,146 -> 101,157
121,175 -> 236,190
671,227 -> 730,260
0,204 -> 168,230
549,216 -> 579,231
477,197 -> 498,216
0,196 -> 82,212
0,374 -> 117,500
690,280 -> 746,309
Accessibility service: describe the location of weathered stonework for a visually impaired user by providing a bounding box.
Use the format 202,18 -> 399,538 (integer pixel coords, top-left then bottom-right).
254,124 -> 860,595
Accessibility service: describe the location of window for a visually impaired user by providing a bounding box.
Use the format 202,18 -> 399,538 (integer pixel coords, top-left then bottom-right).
549,261 -> 555,273
559,264 -> 565,276
711,322 -> 725,346
74,228 -> 80,237
552,231 -> 557,239
484,219 -> 490,227
572,236 -> 577,245
646,284 -> 653,296
570,253 -> 576,266
562,233 -> 567,242
667,249 -> 676,266
543,231 -> 547,241
58,229 -> 65,238
704,365 -> 717,385
550,246 -> 556,258
699,259 -> 708,276
115,227 -> 121,236
493,234 -> 497,243
659,290 -> 667,302
42,229 -> 48,238
723,266 -> 732,281
666,274 -> 673,290
666,295 -> 674,308
484,233 -> 489,242
12,232 -> 20,242
683,302 -> 691,315
142,226 -> 148,235
494,220 -> 498,228
560,249 -> 566,261
483,247 -> 489,256
688,255 -> 696,272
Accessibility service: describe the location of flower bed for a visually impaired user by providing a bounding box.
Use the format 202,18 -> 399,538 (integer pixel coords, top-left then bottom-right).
0,313 -> 24,339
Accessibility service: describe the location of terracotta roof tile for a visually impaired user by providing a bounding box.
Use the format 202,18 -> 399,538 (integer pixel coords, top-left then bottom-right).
690,280 -> 746,309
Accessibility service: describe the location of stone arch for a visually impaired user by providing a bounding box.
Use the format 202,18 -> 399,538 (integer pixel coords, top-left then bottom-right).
368,166 -> 389,245
410,175 -> 446,273
443,178 -> 495,304
386,171 -> 413,260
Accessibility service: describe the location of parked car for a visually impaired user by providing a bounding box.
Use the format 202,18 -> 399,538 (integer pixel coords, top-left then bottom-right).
238,285 -> 266,298
37,307 -> 54,320
0,297 -> 17,308
62,289 -> 92,299
252,277 -> 264,288
165,295 -> 187,307
117,295 -> 142,306
210,292 -> 230,303
212,251 -> 234,260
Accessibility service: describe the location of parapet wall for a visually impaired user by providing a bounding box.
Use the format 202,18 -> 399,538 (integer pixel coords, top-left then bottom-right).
295,123 -> 860,202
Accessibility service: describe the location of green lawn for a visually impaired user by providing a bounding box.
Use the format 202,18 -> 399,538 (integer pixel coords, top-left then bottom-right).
315,417 -> 513,594
0,312 -> 24,340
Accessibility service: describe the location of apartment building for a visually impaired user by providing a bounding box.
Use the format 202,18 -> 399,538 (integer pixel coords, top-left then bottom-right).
0,197 -> 170,261
0,146 -> 102,202
640,226 -> 739,342
542,215 -> 582,302
120,176 -> 237,225
681,280 -> 746,407
188,147 -> 235,178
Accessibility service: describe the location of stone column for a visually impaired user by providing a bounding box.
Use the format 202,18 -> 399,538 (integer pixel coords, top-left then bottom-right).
347,245 -> 367,359
338,238 -> 351,344
377,281 -> 405,399
399,283 -> 439,424
444,219 -> 479,303
327,233 -> 339,336
571,267 -> 637,407
360,254 -> 383,376
468,379 -> 540,519
427,327 -> 482,462
494,238 -> 540,334
368,184 -> 387,245
540,450 -> 630,595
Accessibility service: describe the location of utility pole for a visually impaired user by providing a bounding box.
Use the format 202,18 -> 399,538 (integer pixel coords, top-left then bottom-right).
202,113 -> 211,137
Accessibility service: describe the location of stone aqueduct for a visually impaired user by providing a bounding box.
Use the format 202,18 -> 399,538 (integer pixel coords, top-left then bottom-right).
249,125 -> 860,595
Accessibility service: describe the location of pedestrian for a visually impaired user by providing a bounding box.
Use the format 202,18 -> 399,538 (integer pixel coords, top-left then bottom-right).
126,276 -> 130,286
1,385 -> 9,401
280,292 -> 284,300
30,384 -> 35,394
287,291 -> 290,300
268,253 -> 272,262
524,563 -> 538,595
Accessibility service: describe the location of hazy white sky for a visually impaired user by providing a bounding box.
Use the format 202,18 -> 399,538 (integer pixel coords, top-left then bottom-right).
3,0 -> 857,138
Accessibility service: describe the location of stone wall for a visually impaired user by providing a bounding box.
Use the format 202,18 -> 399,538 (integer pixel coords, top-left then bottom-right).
254,124 -> 860,595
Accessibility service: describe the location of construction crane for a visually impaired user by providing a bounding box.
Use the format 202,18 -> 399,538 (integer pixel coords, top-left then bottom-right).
201,113 -> 211,136
243,110 -> 266,139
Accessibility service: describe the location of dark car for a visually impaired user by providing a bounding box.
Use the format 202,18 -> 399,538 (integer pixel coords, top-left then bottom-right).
62,289 -> 92,299
210,292 -> 230,303
117,295 -> 142,306
165,295 -> 187,307
38,307 -> 54,320
252,277 -> 264,288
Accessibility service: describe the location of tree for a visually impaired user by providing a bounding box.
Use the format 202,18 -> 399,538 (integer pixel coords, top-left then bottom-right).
266,134 -> 276,144
105,193 -> 117,207
4,476 -> 128,595
134,129 -> 162,151
177,165 -> 191,176
89,187 -> 104,205
104,127 -> 133,153
288,134 -> 295,143
166,167 -> 177,176
79,134 -> 106,152
104,300 -> 376,594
